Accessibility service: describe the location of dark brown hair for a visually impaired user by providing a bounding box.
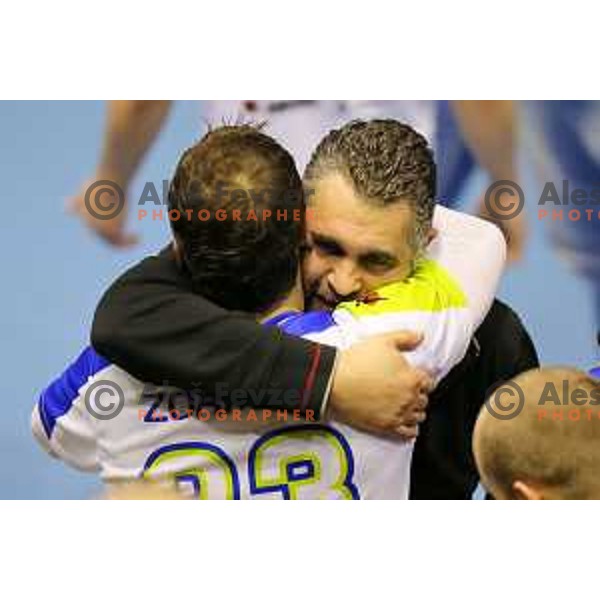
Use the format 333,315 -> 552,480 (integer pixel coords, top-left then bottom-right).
168,124 -> 304,312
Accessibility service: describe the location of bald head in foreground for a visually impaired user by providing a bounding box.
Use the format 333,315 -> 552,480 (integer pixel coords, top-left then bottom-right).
473,367 -> 600,499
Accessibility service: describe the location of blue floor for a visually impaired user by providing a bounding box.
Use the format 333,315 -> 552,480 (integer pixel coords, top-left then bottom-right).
0,101 -> 596,498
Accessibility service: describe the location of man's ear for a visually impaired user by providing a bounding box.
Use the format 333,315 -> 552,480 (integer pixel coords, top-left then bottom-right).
426,227 -> 438,247
512,480 -> 545,500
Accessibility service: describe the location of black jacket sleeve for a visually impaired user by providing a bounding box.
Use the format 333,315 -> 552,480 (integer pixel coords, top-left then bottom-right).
91,248 -> 336,417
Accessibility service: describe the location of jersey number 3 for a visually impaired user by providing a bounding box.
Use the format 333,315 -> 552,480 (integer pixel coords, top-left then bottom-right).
142,424 -> 360,500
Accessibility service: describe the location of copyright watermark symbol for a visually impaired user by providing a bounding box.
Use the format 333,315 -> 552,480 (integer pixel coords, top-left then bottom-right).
484,179 -> 600,223
84,180 -> 125,221
84,380 -> 125,420
484,373 -> 600,421
484,180 -> 525,221
82,178 -> 312,222
484,380 -> 525,421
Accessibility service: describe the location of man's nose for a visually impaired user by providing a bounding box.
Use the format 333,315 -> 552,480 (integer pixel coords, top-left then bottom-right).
327,262 -> 362,298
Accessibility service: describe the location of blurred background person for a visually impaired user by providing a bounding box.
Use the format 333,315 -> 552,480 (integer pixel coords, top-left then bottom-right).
67,100 -> 525,259
445,101 -> 526,262
520,101 -> 600,339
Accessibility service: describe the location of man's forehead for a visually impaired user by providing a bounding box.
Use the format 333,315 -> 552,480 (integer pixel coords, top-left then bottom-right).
308,220 -> 403,258
309,172 -> 414,228
307,200 -> 414,258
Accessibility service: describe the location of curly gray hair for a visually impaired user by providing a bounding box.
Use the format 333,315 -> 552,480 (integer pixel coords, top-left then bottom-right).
304,119 -> 437,255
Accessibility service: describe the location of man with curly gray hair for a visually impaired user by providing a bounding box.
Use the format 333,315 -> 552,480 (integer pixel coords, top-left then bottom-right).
303,119 -> 437,311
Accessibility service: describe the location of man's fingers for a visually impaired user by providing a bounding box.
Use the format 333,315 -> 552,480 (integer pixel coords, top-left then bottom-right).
414,393 -> 428,412
110,231 -> 140,248
396,424 -> 419,439
413,411 -> 427,424
387,330 -> 424,352
416,371 -> 434,393
66,194 -> 83,215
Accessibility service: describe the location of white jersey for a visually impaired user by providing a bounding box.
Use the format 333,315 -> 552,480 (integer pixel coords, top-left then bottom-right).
32,207 -> 505,499
201,101 -> 435,172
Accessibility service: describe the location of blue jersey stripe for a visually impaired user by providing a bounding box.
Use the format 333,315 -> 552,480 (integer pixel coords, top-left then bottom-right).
38,346 -> 110,437
263,311 -> 301,328
273,310 -> 335,337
